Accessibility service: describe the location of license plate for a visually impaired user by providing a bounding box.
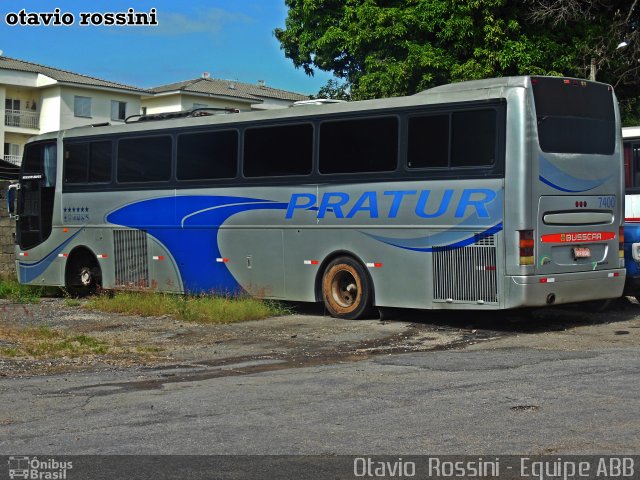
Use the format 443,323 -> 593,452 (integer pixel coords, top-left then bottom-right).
573,247 -> 591,259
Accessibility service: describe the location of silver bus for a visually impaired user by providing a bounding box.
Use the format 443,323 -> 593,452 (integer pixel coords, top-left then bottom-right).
7,76 -> 625,319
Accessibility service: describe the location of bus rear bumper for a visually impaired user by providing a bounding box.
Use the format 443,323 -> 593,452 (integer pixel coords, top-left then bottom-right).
506,269 -> 625,308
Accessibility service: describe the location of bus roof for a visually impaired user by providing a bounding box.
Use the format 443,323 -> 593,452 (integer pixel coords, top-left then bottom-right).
29,75 -> 598,143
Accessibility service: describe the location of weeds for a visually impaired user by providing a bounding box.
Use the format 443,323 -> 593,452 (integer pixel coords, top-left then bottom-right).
0,277 -> 60,304
0,325 -> 109,358
85,291 -> 288,324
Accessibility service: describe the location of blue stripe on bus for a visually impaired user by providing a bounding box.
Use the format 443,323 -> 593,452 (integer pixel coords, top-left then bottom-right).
107,193 -> 503,294
18,228 -> 85,283
107,196 -> 288,294
538,155 -> 611,193
362,223 -> 503,252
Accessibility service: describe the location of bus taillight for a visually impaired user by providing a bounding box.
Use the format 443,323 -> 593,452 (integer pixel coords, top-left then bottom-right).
519,230 -> 534,266
619,226 -> 625,260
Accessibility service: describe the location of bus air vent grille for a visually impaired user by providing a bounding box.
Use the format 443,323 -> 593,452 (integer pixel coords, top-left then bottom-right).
432,240 -> 498,303
474,233 -> 495,246
113,229 -> 149,288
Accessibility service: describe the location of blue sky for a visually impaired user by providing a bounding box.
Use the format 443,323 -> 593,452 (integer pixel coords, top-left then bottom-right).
0,1 -> 334,95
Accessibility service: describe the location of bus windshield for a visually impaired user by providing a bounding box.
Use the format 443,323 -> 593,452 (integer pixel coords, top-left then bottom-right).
532,76 -> 615,155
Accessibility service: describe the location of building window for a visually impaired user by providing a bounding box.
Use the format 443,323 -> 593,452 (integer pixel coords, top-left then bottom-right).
192,103 -> 208,110
111,101 -> 127,121
4,143 -> 20,164
74,96 -> 92,118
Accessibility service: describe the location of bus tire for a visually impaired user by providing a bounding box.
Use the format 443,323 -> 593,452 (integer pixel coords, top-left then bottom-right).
321,256 -> 373,319
65,250 -> 102,297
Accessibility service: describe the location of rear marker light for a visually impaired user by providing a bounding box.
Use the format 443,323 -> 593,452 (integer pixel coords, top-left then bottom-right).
97,254 -> 108,259
153,256 -> 165,261
519,230 -> 534,266
619,226 -> 625,260
608,272 -> 620,277
540,278 -> 556,283
58,253 -> 69,258
366,262 -> 383,268
303,260 -> 319,265
19,252 -> 28,257
216,258 -> 229,263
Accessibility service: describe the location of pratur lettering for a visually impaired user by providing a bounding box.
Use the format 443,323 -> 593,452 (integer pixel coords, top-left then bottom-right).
285,189 -> 497,219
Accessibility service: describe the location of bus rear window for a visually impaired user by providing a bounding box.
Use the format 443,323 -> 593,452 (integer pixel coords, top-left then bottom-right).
532,77 -> 615,155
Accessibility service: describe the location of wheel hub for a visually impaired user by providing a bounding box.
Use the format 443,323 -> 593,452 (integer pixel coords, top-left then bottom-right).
331,270 -> 358,308
79,267 -> 92,287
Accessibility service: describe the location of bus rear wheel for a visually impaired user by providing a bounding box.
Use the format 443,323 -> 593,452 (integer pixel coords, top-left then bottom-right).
321,256 -> 373,319
66,251 -> 102,297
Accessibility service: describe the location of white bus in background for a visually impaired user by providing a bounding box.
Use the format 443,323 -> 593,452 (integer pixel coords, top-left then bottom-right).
8,76 -> 625,319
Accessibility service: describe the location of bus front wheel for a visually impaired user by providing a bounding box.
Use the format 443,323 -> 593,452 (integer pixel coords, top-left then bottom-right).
66,251 -> 102,297
321,256 -> 373,319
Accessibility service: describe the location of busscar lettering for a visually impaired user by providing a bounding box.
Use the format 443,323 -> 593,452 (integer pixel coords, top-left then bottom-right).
285,188 -> 498,220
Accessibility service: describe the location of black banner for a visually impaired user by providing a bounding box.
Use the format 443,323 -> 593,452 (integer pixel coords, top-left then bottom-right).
2,455 -> 639,480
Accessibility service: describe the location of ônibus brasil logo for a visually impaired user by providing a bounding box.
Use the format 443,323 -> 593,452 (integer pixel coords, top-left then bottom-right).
8,456 -> 73,479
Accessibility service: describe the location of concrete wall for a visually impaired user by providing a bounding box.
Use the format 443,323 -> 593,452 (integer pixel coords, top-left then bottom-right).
0,180 -> 16,278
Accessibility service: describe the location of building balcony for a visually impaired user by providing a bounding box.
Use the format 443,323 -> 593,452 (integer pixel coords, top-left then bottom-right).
3,155 -> 21,166
4,109 -> 40,130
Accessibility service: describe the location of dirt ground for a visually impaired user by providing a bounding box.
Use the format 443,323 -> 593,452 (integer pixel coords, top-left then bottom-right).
1,296 -> 639,378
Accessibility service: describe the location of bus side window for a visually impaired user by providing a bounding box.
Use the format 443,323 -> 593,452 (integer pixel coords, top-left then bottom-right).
319,117 -> 398,174
177,130 -> 238,180
118,136 -> 171,183
451,109 -> 496,167
64,143 -> 89,184
64,141 -> 112,184
243,124 -> 312,177
407,114 -> 449,169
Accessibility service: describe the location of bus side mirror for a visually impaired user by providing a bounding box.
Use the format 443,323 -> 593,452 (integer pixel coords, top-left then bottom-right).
7,183 -> 19,220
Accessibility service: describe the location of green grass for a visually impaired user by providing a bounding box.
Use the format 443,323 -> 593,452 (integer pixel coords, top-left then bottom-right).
0,278 -> 52,304
0,325 -> 109,358
85,291 -> 288,324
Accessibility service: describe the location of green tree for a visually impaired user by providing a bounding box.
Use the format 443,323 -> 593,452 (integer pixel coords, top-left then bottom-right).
275,0 -> 639,124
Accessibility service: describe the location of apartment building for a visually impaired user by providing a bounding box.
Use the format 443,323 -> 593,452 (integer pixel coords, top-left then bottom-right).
0,57 -> 310,173
0,56 -> 147,169
143,75 -> 308,114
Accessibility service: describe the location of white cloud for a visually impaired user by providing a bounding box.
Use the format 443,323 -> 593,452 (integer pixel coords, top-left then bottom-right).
148,8 -> 252,36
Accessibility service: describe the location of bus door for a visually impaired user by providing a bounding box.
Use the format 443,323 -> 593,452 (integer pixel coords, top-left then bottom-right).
15,141 -> 57,251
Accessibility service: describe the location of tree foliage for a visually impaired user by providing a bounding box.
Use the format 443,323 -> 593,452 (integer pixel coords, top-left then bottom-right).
275,0 -> 639,125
